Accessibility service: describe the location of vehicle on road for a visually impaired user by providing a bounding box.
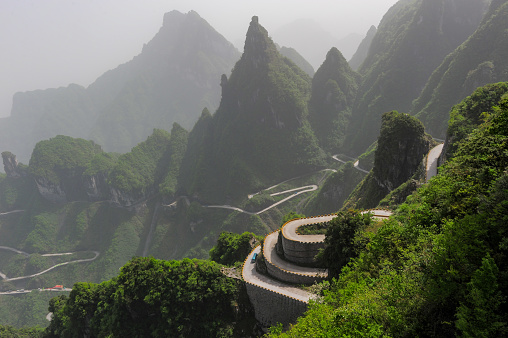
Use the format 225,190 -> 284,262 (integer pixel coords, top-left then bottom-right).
251,253 -> 258,263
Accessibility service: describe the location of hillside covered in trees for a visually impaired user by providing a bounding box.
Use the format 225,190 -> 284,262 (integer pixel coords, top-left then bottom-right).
1,0 -> 508,335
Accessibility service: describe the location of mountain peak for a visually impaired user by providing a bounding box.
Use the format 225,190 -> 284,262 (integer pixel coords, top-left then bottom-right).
242,16 -> 278,68
325,47 -> 346,65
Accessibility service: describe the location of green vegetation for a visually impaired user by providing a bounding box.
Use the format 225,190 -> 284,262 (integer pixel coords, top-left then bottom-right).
296,222 -> 327,235
344,111 -> 431,209
413,1 -> 508,137
270,90 -> 508,337
0,291 -> 60,330
0,175 -> 35,211
84,152 -> 119,176
109,129 -> 171,193
316,210 -> 372,279
303,163 -> 365,215
357,141 -> 376,171
28,136 -> 103,184
347,0 -> 486,153
278,46 -> 315,77
46,257 -> 247,337
308,47 -> 359,152
209,231 -> 262,266
0,325 -> 44,337
348,25 -> 377,71
444,82 -> 508,160
182,16 -> 326,203
159,123 -> 188,198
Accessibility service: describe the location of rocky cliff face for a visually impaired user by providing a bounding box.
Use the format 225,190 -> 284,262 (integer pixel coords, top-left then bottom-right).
33,176 -> 67,203
1,152 -> 27,178
343,111 -> 433,209
83,172 -> 110,202
373,112 -> 432,191
413,0 -> 508,137
346,0 -> 488,154
30,165 -> 151,209
348,25 -> 377,71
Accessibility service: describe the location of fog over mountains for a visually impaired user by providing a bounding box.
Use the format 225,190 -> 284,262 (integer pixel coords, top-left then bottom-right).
0,0 -> 398,119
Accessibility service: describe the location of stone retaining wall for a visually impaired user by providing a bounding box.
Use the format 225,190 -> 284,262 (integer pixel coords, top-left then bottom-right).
245,282 -> 308,328
265,256 -> 326,285
281,236 -> 324,265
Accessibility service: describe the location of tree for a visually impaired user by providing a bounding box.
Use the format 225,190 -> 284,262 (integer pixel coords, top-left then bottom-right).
317,210 -> 372,279
209,231 -> 261,266
456,254 -> 506,337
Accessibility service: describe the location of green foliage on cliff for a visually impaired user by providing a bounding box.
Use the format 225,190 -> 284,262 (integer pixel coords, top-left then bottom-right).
445,82 -> 508,160
159,123 -> 188,198
0,175 -> 36,211
84,152 -> 119,176
270,92 -> 508,337
0,292 -> 58,331
344,111 -> 431,209
28,136 -> 103,184
109,129 -> 171,193
357,141 -> 377,171
317,210 -> 372,279
209,231 -> 262,266
278,46 -> 315,77
46,257 -> 243,337
0,325 -> 43,337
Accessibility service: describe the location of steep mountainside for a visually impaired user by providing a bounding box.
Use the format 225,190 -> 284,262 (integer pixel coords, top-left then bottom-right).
413,0 -> 508,137
278,46 -> 315,77
346,0 -> 488,154
0,10 -> 240,162
179,16 -> 326,203
348,25 -> 377,71
308,48 -> 360,152
441,82 -> 508,162
88,11 -> 240,153
343,111 -> 433,209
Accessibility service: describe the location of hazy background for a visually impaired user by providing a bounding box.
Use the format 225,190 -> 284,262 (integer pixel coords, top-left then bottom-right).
0,0 -> 398,118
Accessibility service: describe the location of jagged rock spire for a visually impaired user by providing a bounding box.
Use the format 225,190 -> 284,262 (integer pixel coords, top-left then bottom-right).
242,16 -> 278,69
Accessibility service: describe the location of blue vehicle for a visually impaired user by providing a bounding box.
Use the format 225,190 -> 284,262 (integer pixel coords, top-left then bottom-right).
251,252 -> 258,263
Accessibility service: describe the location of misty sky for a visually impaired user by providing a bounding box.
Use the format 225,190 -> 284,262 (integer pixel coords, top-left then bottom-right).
0,0 -> 398,118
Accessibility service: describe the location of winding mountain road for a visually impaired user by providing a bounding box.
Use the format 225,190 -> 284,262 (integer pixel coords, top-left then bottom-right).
426,143 -> 444,182
0,248 -> 99,282
243,210 -> 394,304
0,246 -> 30,257
242,246 -> 315,303
332,155 -> 369,173
206,185 -> 318,215
0,210 -> 25,217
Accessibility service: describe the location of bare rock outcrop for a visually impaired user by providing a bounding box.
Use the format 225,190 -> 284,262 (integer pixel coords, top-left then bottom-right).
1,152 -> 27,178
